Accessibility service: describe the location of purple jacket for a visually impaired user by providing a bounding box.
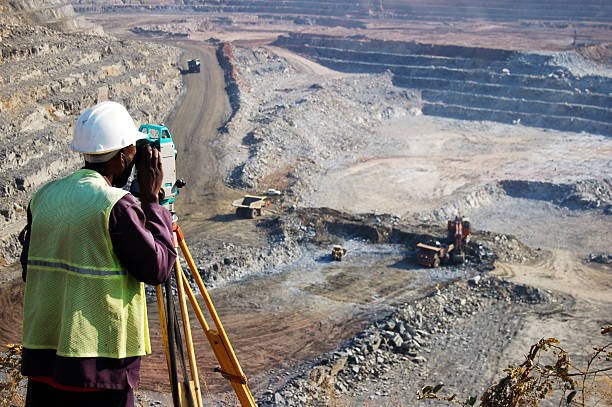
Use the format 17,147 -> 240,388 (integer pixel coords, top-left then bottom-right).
20,174 -> 177,390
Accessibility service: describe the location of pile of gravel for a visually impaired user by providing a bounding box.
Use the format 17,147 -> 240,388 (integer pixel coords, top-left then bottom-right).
258,275 -> 554,406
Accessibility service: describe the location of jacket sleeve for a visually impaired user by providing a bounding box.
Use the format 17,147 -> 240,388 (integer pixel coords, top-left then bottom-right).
109,194 -> 176,285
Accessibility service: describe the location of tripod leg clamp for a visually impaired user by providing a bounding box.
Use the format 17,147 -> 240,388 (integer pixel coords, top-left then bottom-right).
214,367 -> 248,384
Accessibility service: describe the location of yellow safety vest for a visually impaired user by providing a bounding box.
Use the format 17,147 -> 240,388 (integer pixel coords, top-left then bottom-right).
23,169 -> 151,358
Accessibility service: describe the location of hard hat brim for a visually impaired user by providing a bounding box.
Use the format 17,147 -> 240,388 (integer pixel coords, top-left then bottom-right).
71,130 -> 148,154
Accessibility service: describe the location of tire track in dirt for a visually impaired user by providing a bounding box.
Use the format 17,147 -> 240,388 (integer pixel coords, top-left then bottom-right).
141,304 -> 370,395
496,249 -> 612,303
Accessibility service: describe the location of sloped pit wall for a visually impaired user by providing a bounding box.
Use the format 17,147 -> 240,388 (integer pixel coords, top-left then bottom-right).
382,0 -> 612,23
0,24 -> 183,265
4,0 -> 102,34
273,33 -> 612,137
216,42 -> 240,132
71,0 -> 612,24
499,179 -> 612,210
72,0 -> 369,18
274,33 -> 517,61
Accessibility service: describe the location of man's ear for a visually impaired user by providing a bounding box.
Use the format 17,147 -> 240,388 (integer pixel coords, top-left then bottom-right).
117,150 -> 128,169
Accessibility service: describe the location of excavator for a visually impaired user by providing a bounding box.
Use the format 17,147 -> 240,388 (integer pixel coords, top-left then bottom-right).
416,216 -> 471,268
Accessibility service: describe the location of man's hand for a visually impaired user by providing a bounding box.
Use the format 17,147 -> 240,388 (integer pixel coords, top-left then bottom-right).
136,144 -> 164,204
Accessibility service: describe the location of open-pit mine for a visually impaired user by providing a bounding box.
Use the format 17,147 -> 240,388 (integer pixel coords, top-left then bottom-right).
1,0 -> 612,406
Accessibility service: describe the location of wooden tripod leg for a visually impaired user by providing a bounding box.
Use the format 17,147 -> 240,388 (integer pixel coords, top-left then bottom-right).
164,277 -> 181,407
156,285 -> 172,382
174,258 -> 203,407
180,271 -> 256,407
175,225 -> 256,407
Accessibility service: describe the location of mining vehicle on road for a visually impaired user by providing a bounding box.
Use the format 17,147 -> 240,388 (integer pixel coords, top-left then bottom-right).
187,58 -> 200,73
331,245 -> 347,261
233,195 -> 267,219
416,216 -> 471,268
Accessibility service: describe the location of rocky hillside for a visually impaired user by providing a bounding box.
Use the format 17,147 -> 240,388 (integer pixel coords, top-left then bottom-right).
1,0 -> 102,34
0,2 -> 184,266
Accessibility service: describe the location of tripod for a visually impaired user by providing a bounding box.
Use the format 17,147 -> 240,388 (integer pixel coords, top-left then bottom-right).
155,218 -> 256,407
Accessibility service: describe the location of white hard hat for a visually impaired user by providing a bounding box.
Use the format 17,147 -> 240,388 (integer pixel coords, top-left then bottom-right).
71,101 -> 147,155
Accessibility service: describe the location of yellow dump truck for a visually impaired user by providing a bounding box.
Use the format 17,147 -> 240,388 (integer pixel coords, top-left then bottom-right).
331,245 -> 347,261
232,195 -> 267,219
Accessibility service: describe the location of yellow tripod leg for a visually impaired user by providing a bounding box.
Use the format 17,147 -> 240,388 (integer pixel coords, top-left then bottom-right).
174,258 -> 204,407
179,271 -> 255,407
155,285 -> 172,384
175,226 -> 255,407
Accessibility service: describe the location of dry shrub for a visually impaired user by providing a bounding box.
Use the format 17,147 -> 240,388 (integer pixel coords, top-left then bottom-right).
418,327 -> 612,407
479,338 -> 573,407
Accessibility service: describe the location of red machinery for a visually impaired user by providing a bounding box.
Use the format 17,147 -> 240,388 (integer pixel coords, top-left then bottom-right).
416,216 -> 471,268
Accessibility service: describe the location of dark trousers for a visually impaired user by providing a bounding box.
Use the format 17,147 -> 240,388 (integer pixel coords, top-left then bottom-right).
25,379 -> 134,407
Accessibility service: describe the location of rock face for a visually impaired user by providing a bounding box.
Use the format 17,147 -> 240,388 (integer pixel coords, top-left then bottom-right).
2,0 -> 102,34
425,179 -> 612,227
274,33 -> 612,137
500,179 -> 612,211
0,2 -> 184,265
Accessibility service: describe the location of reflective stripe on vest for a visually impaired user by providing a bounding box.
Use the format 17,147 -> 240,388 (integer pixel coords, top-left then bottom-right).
23,169 -> 151,358
27,259 -> 128,276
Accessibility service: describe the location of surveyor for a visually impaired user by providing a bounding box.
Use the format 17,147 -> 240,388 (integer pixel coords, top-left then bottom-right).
18,101 -> 177,407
